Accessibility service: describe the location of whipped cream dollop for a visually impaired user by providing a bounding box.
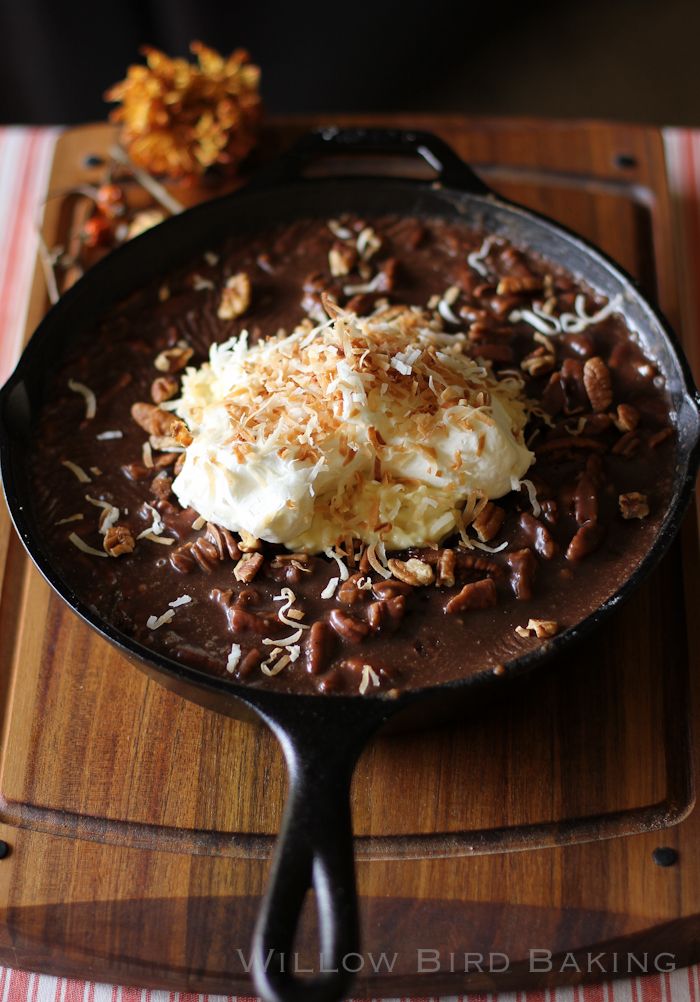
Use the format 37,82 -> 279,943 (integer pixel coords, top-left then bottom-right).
171,307 -> 534,552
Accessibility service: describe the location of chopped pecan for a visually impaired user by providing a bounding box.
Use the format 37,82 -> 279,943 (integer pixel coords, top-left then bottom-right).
371,578 -> 413,600
376,257 -> 400,292
238,647 -> 263,678
445,577 -> 497,614
121,461 -> 151,481
611,430 -> 640,457
649,426 -> 673,448
436,548 -> 456,587
506,548 -> 536,600
496,275 -> 542,295
614,403 -> 640,433
151,375 -> 179,404
154,345 -> 193,373
328,609 -> 370,643
218,272 -> 251,320
560,358 -> 587,413
238,529 -> 261,552
566,520 -> 605,561
386,557 -> 434,586
170,543 -> 197,573
190,537 -> 220,572
521,348 -> 555,377
307,621 -> 337,674
519,512 -> 557,559
228,606 -> 271,635
583,356 -> 613,412
572,472 -> 598,526
515,618 -> 559,639
337,572 -> 370,606
150,471 -> 173,500
472,502 -> 505,543
541,372 -> 566,416
619,492 -> 650,519
367,595 -> 406,632
328,241 -> 357,277
233,552 -> 264,582
103,525 -> 135,557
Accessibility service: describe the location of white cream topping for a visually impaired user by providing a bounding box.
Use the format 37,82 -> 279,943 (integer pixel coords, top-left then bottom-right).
172,308 -> 534,552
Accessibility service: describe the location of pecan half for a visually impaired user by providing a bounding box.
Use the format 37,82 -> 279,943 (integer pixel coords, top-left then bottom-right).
566,520 -> 605,561
506,548 -> 536,600
131,402 -> 191,445
218,272 -> 251,320
496,275 -> 542,295
386,557 -> 434,586
205,522 -> 240,561
619,492 -> 650,519
583,356 -> 613,412
328,609 -> 369,643
445,577 -> 497,614
337,572 -> 370,606
307,621 -> 337,674
367,595 -> 406,632
614,403 -> 640,433
103,525 -> 135,557
150,471 -> 173,500
519,512 -> 557,560
238,529 -> 261,552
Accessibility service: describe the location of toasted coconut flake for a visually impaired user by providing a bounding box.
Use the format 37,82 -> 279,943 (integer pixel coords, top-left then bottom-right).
467,236 -> 498,277
326,219 -> 351,241
263,628 -> 303,647
192,515 -> 206,530
359,663 -> 380,695
366,542 -> 392,579
325,547 -> 349,581
471,538 -> 508,553
139,531 -> 175,545
68,532 -> 108,558
226,642 -> 242,672
62,460 -> 92,483
55,513 -> 84,525
68,378 -> 97,420
169,595 -> 192,608
193,274 -> 214,291
321,576 -> 340,599
273,587 -> 310,629
146,608 -> 176,630
142,441 -> 154,467
137,504 -> 165,538
520,478 -> 542,517
96,430 -> 123,440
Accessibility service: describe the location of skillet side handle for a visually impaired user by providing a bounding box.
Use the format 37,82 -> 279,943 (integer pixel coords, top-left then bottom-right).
252,126 -> 492,195
248,695 -> 396,1002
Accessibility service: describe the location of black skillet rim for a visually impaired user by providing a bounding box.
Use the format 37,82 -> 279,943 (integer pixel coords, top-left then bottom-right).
1,168 -> 699,714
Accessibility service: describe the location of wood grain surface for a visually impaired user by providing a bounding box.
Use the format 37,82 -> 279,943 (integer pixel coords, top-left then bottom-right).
0,116 -> 698,995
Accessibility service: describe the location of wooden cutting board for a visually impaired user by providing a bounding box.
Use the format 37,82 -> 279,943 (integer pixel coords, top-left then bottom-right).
0,116 -> 699,996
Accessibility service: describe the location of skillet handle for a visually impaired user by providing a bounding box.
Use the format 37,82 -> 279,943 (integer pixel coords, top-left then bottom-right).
256,126 -> 492,195
246,693 -> 396,1002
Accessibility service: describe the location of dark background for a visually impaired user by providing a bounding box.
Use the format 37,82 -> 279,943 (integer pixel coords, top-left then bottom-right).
0,0 -> 698,125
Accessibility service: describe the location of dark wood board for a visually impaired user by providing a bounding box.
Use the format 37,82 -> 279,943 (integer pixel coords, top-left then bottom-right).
0,116 -> 698,995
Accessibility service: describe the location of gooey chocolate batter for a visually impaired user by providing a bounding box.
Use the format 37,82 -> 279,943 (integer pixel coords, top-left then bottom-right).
30,215 -> 675,694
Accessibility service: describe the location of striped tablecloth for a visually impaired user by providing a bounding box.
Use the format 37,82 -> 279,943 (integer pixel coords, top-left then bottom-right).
0,124 -> 699,1002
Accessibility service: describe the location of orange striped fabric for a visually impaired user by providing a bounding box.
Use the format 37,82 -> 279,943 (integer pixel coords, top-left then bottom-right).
0,125 -> 698,1002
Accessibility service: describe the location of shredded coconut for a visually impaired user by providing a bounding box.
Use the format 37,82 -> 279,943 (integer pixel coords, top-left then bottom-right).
226,642 -> 242,672
359,664 -> 380,695
68,378 -> 97,420
146,608 -> 176,630
68,532 -> 107,557
321,576 -> 340,599
96,430 -> 123,440
62,460 -> 91,483
55,513 -> 84,525
169,595 -> 192,608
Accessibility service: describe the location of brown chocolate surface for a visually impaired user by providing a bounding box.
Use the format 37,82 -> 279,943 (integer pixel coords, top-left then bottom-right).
30,214 -> 675,695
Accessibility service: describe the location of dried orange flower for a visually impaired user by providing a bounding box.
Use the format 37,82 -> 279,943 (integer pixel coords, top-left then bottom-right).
105,42 -> 262,178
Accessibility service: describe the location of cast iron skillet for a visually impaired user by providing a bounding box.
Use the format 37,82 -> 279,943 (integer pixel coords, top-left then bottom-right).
1,128 -> 699,1002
